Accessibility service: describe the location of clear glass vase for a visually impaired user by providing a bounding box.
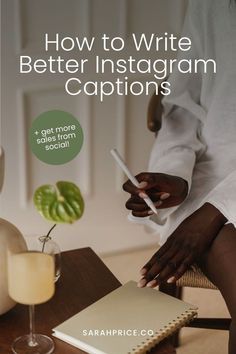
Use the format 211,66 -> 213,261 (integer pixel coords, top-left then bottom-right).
38,236 -> 61,282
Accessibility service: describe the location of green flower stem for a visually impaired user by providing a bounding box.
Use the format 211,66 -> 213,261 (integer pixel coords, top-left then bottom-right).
42,224 -> 57,252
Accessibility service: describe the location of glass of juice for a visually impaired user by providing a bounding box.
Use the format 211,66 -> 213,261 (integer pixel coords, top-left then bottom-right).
7,250 -> 55,353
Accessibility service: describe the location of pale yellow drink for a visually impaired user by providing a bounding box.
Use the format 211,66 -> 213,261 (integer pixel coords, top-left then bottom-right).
8,251 -> 55,305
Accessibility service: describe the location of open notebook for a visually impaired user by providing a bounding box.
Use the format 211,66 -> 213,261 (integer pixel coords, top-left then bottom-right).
53,281 -> 197,354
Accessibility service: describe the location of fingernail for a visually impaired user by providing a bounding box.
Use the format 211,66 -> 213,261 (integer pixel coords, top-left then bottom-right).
140,268 -> 147,275
139,192 -> 148,199
160,193 -> 171,201
155,201 -> 162,207
138,181 -> 148,188
167,276 -> 175,284
148,210 -> 154,215
147,280 -> 157,288
137,278 -> 147,288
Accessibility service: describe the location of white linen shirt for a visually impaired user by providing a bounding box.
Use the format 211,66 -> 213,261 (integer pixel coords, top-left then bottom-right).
130,0 -> 236,245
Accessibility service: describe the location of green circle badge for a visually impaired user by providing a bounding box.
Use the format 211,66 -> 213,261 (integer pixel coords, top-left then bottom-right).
29,110 -> 83,165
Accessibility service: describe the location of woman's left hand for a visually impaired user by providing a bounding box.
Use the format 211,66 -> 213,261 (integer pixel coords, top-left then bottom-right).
138,203 -> 227,288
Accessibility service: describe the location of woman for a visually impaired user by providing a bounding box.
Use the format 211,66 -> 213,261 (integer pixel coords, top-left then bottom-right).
123,1 -> 236,353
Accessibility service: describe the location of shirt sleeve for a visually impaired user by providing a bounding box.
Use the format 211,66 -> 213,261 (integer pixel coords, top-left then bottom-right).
148,0 -> 206,191
148,108 -> 205,190
204,170 -> 236,228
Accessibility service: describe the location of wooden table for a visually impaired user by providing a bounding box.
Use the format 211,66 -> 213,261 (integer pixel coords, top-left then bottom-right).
0,248 -> 175,354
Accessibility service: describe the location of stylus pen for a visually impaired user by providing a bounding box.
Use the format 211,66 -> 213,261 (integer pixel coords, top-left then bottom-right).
110,148 -> 158,215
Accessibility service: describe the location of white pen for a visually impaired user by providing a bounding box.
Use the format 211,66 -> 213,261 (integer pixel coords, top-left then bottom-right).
110,148 -> 158,215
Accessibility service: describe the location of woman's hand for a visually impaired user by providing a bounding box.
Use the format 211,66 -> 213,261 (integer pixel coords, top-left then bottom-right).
138,203 -> 227,288
123,172 -> 188,217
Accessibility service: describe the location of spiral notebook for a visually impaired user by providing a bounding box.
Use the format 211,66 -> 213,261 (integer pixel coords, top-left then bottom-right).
53,281 -> 197,354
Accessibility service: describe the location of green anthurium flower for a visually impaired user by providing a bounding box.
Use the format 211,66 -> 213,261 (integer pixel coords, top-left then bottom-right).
34,181 -> 84,223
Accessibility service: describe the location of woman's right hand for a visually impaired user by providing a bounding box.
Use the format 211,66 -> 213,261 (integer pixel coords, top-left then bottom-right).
123,172 -> 188,217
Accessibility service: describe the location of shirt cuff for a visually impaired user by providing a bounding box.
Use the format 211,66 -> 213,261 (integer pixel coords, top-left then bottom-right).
203,170 -> 236,228
148,146 -> 196,192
